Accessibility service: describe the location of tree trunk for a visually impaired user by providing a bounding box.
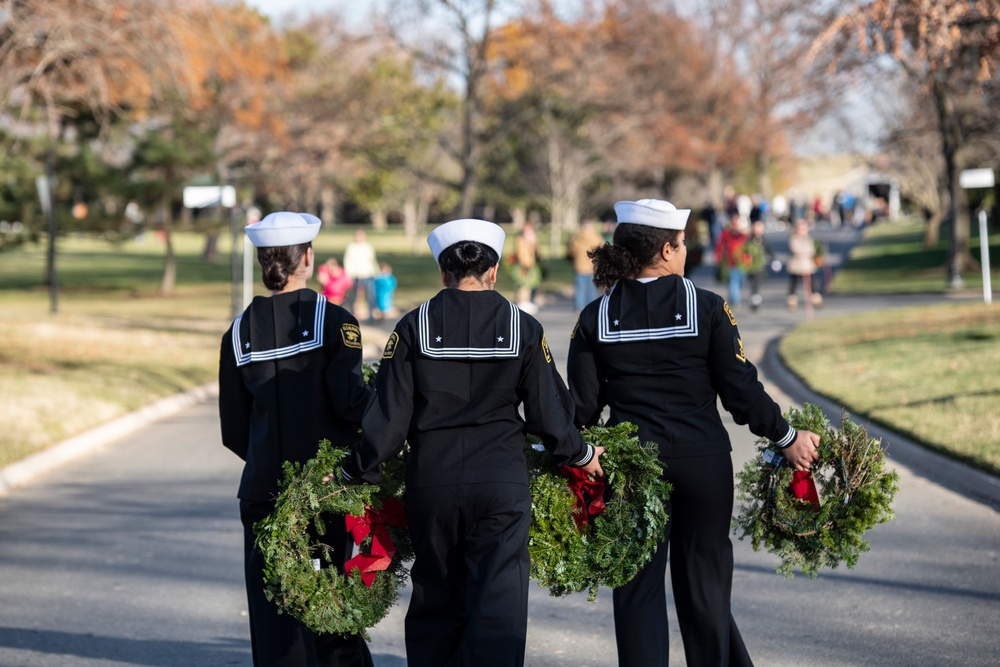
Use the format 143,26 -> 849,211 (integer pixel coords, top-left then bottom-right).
934,77 -> 975,285
757,150 -> 772,200
371,208 -> 388,231
320,186 -> 337,226
707,163 -> 725,209
922,208 -> 944,249
511,207 -> 526,231
458,76 -> 477,218
159,197 -> 176,296
413,194 -> 432,253
202,231 -> 219,262
403,197 -> 419,245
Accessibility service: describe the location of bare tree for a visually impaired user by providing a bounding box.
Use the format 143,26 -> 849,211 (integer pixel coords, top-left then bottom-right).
382,0 -> 507,218
694,0 -> 839,200
811,0 -> 1000,285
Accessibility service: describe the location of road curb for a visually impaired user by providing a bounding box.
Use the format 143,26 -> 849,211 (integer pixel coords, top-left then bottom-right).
0,382 -> 219,498
761,336 -> 1000,513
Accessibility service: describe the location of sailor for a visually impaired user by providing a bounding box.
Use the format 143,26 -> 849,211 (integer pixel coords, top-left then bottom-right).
219,211 -> 374,667
338,218 -> 605,667
566,199 -> 820,667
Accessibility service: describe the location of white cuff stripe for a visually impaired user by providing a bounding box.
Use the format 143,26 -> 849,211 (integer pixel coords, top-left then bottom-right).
776,427 -> 797,448
573,444 -> 595,467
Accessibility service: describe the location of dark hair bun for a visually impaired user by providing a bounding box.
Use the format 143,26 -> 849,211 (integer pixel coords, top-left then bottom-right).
438,241 -> 500,284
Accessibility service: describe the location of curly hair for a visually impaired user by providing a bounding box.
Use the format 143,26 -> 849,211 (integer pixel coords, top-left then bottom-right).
438,241 -> 500,286
257,242 -> 311,291
590,224 -> 682,291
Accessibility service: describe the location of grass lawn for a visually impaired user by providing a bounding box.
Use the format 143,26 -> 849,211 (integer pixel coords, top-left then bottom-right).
0,225 -> 577,468
831,218 -> 1000,294
783,217 -> 1000,475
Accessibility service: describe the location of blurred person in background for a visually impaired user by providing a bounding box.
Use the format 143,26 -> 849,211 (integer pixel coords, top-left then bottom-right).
568,220 -> 606,309
343,229 -> 379,320
317,256 -> 353,305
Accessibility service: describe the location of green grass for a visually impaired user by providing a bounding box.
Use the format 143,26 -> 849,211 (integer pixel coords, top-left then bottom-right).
790,219 -> 1000,475
780,302 -> 1000,475
831,218 -> 1000,294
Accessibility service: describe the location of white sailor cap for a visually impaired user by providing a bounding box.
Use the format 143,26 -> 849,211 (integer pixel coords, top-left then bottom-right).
427,218 -> 506,263
245,211 -> 321,248
613,199 -> 690,230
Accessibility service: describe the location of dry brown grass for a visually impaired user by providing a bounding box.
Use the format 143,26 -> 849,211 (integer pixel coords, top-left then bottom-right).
0,293 -> 223,468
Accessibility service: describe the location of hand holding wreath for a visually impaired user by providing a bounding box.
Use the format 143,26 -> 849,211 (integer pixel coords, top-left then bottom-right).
734,403 -> 900,578
526,422 -> 671,601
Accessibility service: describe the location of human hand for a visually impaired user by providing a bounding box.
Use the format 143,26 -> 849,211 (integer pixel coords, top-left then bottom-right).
580,445 -> 605,479
782,430 -> 820,471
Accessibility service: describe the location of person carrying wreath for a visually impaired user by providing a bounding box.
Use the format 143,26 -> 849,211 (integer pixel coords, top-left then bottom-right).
337,218 -> 605,667
219,211 -> 374,667
566,199 -> 820,667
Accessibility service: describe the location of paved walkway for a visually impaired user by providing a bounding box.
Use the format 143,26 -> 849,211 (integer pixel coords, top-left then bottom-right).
1,225 -> 998,666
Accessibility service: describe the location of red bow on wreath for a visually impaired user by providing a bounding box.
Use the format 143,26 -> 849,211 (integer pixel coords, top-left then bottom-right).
561,466 -> 607,529
789,470 -> 821,509
344,497 -> 406,588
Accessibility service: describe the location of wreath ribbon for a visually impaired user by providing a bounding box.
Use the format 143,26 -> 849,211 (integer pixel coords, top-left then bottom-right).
561,466 -> 607,529
789,470 -> 821,508
344,497 -> 407,587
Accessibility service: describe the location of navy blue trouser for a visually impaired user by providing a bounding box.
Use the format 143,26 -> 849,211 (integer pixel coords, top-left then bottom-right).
403,482 -> 532,667
612,453 -> 753,667
241,500 -> 374,667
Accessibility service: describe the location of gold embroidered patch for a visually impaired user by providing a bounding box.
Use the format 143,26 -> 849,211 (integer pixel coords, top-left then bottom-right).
340,323 -> 362,349
723,301 -> 738,327
382,331 -> 399,359
541,335 -> 553,363
570,319 -> 579,340
735,336 -> 747,363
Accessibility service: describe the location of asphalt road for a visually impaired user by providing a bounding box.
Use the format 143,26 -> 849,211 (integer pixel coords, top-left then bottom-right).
1,223 -> 998,666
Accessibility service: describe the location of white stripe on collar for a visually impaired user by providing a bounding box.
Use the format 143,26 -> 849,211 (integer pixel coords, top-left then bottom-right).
597,276 -> 698,343
232,296 -> 326,367
418,298 -> 521,358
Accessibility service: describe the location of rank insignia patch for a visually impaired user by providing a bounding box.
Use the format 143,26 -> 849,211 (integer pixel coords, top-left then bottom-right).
340,323 -> 362,349
382,331 -> 399,359
723,301 -> 738,327
541,335 -> 553,364
734,336 -> 747,363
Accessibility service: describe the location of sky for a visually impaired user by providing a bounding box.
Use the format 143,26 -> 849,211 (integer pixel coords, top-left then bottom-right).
246,0 -> 372,26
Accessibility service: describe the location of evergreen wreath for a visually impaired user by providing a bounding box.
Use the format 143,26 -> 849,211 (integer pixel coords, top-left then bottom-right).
254,441 -> 412,638
254,362 -> 412,638
526,422 -> 672,601
733,403 -> 900,578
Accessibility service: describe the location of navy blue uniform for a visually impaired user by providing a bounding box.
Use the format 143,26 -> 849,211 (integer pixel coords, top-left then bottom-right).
343,288 -> 594,667
220,288 -> 373,667
568,275 -> 795,667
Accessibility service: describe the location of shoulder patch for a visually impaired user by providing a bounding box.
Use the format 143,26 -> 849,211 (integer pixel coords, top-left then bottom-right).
570,319 -> 580,340
541,335 -> 553,364
340,323 -> 362,349
723,301 -> 738,327
382,331 -> 400,359
734,336 -> 747,363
